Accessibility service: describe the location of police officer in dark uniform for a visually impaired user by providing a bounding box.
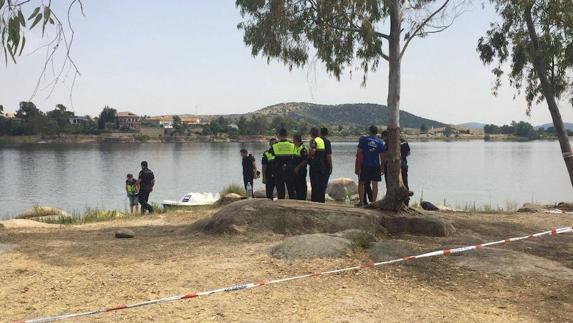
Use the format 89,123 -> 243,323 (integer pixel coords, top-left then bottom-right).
137,161 -> 155,214
270,128 -> 296,199
262,138 -> 277,199
292,134 -> 308,200
309,127 -> 327,203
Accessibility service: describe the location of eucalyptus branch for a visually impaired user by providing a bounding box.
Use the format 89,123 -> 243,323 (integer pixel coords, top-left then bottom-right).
400,0 -> 451,58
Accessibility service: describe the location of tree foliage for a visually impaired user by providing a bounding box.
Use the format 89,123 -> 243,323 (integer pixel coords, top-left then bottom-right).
236,0 -> 462,83
97,106 -> 117,130
477,0 -> 573,114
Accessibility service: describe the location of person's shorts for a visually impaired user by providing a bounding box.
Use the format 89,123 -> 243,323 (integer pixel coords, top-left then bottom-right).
359,165 -> 382,182
128,195 -> 139,206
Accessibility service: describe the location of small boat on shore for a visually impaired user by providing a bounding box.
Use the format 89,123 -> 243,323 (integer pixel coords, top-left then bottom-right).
162,192 -> 220,210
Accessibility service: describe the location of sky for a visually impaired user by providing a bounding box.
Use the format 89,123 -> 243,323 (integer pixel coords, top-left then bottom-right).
1,0 -> 571,126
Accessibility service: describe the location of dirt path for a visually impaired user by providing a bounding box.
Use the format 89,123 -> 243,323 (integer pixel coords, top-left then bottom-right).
1,210 -> 572,322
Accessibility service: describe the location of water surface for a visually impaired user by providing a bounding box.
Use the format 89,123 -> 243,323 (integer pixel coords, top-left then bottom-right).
0,141 -> 571,218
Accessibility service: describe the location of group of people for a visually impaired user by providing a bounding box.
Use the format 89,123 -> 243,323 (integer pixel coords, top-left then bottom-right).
241,127 -> 332,202
241,125 -> 410,206
124,161 -> 156,214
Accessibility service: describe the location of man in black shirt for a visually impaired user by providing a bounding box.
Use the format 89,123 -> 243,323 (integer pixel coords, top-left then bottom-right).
138,161 -> 155,214
400,137 -> 411,206
240,149 -> 257,197
292,134 -> 308,200
320,127 -> 333,199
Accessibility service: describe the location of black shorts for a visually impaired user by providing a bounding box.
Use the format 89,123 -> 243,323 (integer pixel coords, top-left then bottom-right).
359,165 -> 382,182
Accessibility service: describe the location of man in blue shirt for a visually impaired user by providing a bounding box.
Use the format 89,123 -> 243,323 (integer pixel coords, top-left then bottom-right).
355,126 -> 386,206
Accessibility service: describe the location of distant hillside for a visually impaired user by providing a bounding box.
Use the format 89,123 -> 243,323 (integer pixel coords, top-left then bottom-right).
458,122 -> 486,129
248,102 -> 446,129
537,122 -> 573,131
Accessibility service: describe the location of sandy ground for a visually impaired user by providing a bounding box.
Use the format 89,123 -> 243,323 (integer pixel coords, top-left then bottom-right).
1,208 -> 573,322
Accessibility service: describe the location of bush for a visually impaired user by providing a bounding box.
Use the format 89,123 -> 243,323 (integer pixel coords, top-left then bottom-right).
41,208 -> 127,225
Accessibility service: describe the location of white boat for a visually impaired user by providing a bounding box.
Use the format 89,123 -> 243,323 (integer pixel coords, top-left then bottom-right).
163,192 -> 220,209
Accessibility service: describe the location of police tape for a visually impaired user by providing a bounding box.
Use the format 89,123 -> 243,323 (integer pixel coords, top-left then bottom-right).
19,225 -> 573,323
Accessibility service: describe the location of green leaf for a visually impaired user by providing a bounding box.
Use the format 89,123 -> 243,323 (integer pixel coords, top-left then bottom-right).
19,36 -> 25,56
42,6 -> 51,35
28,7 -> 41,20
30,13 -> 42,29
18,10 -> 26,27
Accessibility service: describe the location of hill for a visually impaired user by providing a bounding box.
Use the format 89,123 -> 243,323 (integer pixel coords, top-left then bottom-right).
248,102 -> 446,129
537,122 -> 573,131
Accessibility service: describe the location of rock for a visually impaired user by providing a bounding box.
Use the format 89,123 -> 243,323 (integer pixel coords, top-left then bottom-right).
421,201 -> 439,211
517,203 -> 545,213
219,193 -> 243,206
192,199 -> 383,235
326,178 -> 358,201
369,240 -> 420,263
270,234 -> 351,259
16,206 -> 70,220
192,199 -> 455,237
556,202 -> 573,212
333,229 -> 377,248
380,215 -> 455,237
452,248 -> 573,280
254,189 -> 270,199
115,229 -> 135,239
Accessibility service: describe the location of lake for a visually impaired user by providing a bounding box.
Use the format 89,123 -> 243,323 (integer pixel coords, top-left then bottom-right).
0,141 -> 571,219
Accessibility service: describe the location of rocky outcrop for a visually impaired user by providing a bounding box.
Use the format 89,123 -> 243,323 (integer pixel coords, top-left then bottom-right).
16,206 -> 70,221
270,234 -> 351,259
192,199 -> 455,237
326,178 -> 358,201
218,193 -> 243,206
517,203 -> 546,213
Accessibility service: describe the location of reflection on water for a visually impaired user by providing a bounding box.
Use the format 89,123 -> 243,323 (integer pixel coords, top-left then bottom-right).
0,141 -> 571,218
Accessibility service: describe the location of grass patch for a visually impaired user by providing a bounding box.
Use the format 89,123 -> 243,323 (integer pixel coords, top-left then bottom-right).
220,184 -> 246,197
150,202 -> 167,214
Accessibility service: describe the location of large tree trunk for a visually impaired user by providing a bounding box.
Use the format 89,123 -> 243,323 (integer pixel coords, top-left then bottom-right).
372,0 -> 410,212
524,8 -> 573,188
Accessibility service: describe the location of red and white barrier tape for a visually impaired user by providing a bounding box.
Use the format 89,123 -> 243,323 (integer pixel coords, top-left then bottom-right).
19,225 -> 573,323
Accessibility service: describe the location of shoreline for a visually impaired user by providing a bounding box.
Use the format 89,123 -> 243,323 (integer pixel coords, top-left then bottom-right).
0,133 -> 563,145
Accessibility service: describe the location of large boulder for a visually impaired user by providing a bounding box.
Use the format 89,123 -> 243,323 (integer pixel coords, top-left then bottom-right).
16,206 -> 70,221
193,199 -> 455,237
326,178 -> 358,201
218,193 -> 243,206
193,199 -> 382,235
270,234 -> 351,259
517,203 -> 546,213
380,215 -> 455,237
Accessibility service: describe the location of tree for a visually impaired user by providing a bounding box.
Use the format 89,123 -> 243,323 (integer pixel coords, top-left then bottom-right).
444,126 -> 455,138
1,1 -> 83,95
97,106 -> 117,130
47,104 -> 74,130
236,0 -> 464,211
484,124 -> 500,134
238,116 -> 248,135
420,123 -> 429,134
477,0 -> 573,187
173,115 -> 185,134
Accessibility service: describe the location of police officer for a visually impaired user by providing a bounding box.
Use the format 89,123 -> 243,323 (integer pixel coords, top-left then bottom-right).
309,127 -> 327,203
292,134 -> 308,200
271,128 -> 296,199
262,138 -> 277,200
